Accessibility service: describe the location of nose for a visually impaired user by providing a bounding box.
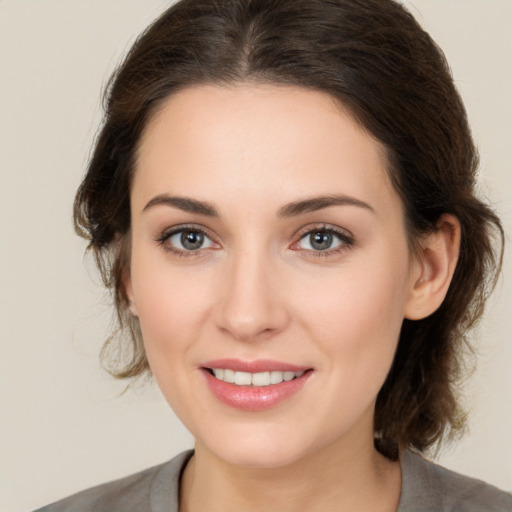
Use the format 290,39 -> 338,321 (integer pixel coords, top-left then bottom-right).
214,249 -> 290,342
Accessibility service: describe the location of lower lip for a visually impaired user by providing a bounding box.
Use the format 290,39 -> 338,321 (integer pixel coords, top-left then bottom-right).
202,369 -> 312,411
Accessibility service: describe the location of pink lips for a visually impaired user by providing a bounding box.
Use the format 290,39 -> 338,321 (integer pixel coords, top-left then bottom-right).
203,358 -> 310,373
201,359 -> 312,411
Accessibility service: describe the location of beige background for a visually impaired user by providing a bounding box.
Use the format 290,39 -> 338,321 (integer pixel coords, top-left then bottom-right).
0,1 -> 510,510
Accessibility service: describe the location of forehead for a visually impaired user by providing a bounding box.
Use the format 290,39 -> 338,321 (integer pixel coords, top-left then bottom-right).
133,84 -> 400,218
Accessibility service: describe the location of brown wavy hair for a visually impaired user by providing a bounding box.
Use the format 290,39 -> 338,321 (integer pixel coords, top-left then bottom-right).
74,0 -> 504,460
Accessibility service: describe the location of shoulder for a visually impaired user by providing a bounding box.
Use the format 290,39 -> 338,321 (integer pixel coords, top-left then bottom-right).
33,451 -> 193,512
398,449 -> 512,512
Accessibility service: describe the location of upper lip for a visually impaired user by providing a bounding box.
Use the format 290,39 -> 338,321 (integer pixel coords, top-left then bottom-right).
202,358 -> 311,373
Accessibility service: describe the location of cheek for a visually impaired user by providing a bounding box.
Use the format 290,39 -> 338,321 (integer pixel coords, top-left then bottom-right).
129,251 -> 215,359
295,256 -> 409,383
130,257 -> 216,416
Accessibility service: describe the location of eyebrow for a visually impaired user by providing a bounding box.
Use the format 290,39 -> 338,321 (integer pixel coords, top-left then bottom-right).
142,195 -> 219,216
142,194 -> 374,217
278,195 -> 374,217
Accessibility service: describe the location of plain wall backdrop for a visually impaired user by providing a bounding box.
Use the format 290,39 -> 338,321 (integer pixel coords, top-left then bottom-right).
0,1 -> 511,510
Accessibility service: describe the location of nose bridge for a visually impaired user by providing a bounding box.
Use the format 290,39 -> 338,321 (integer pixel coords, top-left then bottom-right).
216,241 -> 288,341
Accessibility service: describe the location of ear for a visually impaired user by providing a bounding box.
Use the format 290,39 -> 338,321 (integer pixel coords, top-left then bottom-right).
115,232 -> 138,317
123,271 -> 139,318
404,214 -> 461,320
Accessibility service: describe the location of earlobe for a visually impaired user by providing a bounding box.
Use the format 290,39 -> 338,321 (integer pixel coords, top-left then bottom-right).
128,299 -> 138,318
404,214 -> 461,320
123,272 -> 139,318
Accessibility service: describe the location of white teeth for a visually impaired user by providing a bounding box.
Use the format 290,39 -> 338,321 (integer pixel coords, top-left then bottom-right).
270,371 -> 283,384
252,372 -> 271,386
212,369 -> 224,380
234,371 -> 252,386
211,369 -> 305,387
223,369 -> 235,383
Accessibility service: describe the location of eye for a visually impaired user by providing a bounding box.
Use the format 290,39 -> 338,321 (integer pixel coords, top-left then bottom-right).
294,227 -> 353,254
158,227 -> 215,253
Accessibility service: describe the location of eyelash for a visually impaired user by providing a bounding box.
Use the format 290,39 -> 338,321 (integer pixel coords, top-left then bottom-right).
155,224 -> 354,259
293,225 -> 355,259
156,224 -> 216,259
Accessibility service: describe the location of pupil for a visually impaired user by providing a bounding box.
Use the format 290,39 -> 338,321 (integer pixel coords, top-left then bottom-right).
311,232 -> 332,251
181,231 -> 203,250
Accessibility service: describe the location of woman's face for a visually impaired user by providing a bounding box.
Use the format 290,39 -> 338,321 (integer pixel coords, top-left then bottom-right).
127,84 -> 418,468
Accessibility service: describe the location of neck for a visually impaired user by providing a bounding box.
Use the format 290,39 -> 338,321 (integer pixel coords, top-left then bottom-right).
180,432 -> 401,512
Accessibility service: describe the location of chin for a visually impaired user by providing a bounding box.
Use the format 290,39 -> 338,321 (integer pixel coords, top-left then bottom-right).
195,421 -> 322,469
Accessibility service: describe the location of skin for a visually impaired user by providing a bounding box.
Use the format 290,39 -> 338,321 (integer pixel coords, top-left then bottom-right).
126,84 -> 460,512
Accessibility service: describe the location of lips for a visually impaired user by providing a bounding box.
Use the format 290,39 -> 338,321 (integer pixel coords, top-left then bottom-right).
201,359 -> 313,411
203,358 -> 310,372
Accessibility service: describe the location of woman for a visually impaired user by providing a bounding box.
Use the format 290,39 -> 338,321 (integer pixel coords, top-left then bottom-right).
35,0 -> 511,510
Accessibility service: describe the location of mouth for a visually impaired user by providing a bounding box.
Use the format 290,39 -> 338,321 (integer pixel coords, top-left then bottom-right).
200,359 -> 313,411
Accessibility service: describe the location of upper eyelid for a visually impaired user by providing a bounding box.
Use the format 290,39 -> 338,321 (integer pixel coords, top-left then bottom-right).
159,224 -> 215,240
294,223 -> 354,241
159,222 -> 351,234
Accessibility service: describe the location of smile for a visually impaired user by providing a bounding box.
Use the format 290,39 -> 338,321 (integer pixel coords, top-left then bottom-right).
201,360 -> 313,411
210,369 -> 305,387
